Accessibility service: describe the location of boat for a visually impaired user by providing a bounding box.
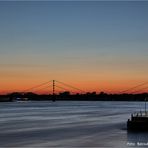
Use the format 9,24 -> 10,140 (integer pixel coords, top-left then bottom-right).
127,111 -> 148,131
14,97 -> 28,102
127,99 -> 148,131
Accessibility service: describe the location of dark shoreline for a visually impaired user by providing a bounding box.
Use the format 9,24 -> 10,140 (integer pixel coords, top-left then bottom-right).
0,93 -> 148,102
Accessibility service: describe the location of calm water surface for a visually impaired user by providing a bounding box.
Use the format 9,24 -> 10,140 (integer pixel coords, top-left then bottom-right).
0,101 -> 148,147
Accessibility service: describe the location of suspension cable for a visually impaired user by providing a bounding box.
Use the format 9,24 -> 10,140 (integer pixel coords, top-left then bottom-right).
55,80 -> 86,93
23,80 -> 52,92
119,82 -> 148,94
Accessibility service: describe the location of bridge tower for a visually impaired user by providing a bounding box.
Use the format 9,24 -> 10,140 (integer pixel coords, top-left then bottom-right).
52,80 -> 56,101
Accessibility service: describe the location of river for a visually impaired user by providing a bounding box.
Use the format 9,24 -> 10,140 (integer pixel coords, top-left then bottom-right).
0,101 -> 148,147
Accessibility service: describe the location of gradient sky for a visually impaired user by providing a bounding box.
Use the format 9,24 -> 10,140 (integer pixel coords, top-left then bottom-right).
0,1 -> 148,94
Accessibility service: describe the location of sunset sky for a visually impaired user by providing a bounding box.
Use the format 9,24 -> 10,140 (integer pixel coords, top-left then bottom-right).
0,1 -> 148,94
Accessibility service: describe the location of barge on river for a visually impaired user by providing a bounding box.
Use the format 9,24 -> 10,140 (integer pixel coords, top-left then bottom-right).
127,111 -> 148,131
127,99 -> 148,131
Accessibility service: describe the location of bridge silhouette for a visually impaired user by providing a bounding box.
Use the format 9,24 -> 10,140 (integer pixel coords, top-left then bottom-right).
1,80 -> 148,102
21,80 -> 148,95
23,80 -> 86,95
1,79 -> 148,95
23,79 -> 148,94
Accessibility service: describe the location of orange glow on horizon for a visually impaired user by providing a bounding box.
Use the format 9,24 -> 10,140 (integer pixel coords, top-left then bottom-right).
1,79 -> 148,95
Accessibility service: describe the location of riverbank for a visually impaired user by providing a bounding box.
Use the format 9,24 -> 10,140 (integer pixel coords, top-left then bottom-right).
0,93 -> 148,102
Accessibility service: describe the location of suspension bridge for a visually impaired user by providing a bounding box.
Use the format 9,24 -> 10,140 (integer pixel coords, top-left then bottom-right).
1,79 -> 148,96
22,79 -> 148,95
1,80 -> 148,102
23,80 -> 86,95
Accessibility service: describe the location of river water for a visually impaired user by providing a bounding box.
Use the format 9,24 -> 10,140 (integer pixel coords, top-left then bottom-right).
0,101 -> 148,147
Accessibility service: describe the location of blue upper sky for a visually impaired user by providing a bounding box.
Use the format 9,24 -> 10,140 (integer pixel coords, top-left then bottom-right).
0,1 -> 147,55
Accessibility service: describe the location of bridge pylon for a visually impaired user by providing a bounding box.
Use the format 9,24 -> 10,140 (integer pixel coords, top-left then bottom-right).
52,80 -> 56,102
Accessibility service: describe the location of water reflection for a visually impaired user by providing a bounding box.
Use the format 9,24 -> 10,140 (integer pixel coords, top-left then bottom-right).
0,101 -> 148,147
127,131 -> 148,147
